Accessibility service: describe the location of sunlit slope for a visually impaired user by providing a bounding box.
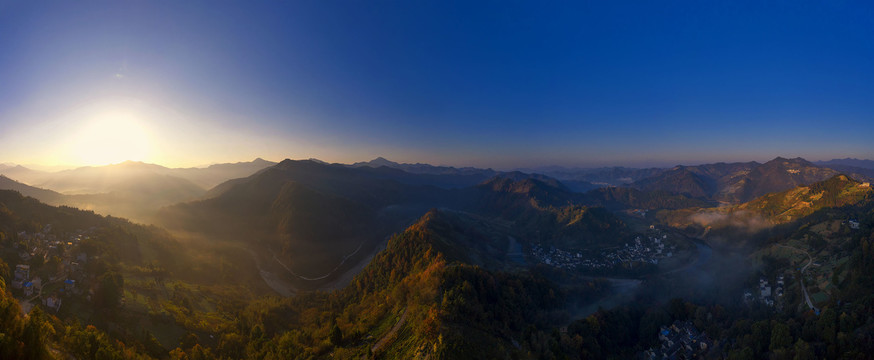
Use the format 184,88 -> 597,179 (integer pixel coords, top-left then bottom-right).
629,157 -> 868,204
654,174 -> 873,245
234,209 -> 606,359
737,174 -> 872,223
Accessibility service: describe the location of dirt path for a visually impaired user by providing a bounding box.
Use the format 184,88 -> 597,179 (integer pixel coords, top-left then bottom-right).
371,308 -> 408,354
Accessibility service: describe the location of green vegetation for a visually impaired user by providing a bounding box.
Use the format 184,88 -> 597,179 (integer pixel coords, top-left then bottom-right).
218,209 -> 615,359
475,177 -> 632,249
0,190 -> 269,358
2,159 -> 874,359
740,174 -> 872,223
583,186 -> 713,210
654,175 -> 873,246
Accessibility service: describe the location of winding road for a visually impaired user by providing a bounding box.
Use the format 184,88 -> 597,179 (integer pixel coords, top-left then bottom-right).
777,244 -> 819,314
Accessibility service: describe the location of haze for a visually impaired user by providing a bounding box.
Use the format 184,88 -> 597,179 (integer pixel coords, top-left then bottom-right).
1,1 -> 872,169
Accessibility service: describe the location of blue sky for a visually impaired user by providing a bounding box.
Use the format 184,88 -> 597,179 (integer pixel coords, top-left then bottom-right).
0,1 -> 872,168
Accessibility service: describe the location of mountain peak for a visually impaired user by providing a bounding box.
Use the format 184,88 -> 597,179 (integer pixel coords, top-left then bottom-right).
765,156 -> 812,166
305,158 -> 327,164
119,160 -> 146,166
369,157 -> 399,167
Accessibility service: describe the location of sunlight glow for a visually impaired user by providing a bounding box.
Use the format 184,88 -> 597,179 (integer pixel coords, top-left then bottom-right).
67,110 -> 152,166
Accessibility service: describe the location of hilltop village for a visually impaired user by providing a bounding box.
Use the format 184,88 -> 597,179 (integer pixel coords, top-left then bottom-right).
5,224 -> 102,314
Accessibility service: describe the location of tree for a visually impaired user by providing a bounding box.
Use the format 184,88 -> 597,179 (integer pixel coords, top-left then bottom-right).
793,339 -> 815,360
142,330 -> 166,358
217,332 -> 247,359
770,322 -> 792,351
330,323 -> 343,346
188,344 -> 213,360
96,272 -> 124,308
179,332 -> 199,351
21,307 -> 49,360
749,320 -> 770,355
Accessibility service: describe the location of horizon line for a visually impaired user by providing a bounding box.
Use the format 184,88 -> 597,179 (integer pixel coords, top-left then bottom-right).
3,154 -> 872,173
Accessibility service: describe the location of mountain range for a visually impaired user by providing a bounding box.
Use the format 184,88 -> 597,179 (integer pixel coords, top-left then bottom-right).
653,173 -> 873,248
0,158 -> 276,221
2,155 -> 872,286
815,158 -> 874,170
1,155 -> 874,358
156,159 -> 641,289
630,157 -> 873,204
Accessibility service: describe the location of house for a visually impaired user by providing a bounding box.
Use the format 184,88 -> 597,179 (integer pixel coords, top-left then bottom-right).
23,282 -> 34,296
64,279 -> 76,291
44,295 -> 61,312
14,264 -> 30,281
645,321 -> 712,359
849,220 -> 860,230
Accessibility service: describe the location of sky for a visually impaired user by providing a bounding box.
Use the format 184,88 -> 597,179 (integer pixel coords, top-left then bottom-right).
0,1 -> 873,169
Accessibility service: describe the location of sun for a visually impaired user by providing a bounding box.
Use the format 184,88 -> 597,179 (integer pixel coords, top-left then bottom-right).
69,111 -> 152,166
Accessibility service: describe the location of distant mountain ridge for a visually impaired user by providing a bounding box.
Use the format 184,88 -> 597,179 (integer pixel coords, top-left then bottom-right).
816,158 -> 874,170
629,157 -> 862,203
158,159 -> 465,285
4,155 -> 871,226
0,158 -> 275,222
158,160 -> 638,289
0,175 -> 65,205
0,158 -> 276,192
352,156 -> 497,176
515,165 -> 667,187
351,157 -> 602,191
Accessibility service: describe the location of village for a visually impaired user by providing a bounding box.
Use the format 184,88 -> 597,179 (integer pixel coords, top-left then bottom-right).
7,224 -> 100,314
741,217 -> 862,316
743,274 -> 786,310
530,228 -> 678,273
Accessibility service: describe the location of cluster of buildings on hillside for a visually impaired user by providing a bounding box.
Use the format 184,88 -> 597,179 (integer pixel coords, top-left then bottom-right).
643,320 -> 712,359
530,233 -> 676,272
743,275 -> 785,309
11,225 -> 96,312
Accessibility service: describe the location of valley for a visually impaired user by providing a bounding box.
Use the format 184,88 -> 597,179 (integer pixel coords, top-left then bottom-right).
6,1 -> 874,357
0,156 -> 872,359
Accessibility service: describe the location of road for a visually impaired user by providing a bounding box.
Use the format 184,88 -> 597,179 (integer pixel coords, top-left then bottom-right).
777,244 -> 819,314
371,308 -> 408,354
247,237 -> 380,297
